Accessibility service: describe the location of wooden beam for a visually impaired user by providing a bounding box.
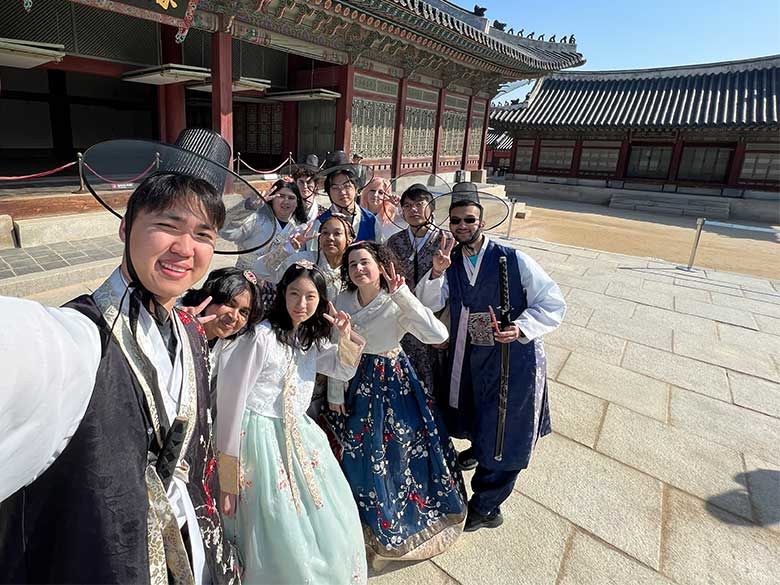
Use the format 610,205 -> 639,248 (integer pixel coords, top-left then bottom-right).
392,77 -> 409,178
211,31 -> 233,153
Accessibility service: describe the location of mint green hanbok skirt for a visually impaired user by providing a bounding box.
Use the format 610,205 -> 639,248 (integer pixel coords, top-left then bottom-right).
224,410 -> 367,585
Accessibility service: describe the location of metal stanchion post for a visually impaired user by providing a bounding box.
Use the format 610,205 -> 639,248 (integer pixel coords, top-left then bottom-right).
684,217 -> 706,271
72,153 -> 86,194
505,200 -> 517,238
155,151 -> 161,171
236,152 -> 241,175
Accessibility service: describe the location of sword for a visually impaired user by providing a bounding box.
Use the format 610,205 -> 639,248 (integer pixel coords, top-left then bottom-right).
494,256 -> 511,461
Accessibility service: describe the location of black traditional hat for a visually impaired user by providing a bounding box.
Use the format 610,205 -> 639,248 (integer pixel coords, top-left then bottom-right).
433,181 -> 509,232
316,149 -> 373,190
280,153 -> 320,179
388,170 -> 452,229
81,128 -> 275,255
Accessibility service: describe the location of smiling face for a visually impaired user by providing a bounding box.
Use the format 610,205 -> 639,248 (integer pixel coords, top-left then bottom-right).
120,199 -> 216,309
320,216 -> 350,261
401,195 -> 433,228
361,179 -> 387,215
271,187 -> 298,221
328,171 -> 357,209
285,274 -> 321,327
449,204 -> 484,244
296,176 -> 317,209
202,289 -> 252,340
347,247 -> 381,289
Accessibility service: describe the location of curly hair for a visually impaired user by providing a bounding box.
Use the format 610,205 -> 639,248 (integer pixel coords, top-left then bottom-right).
180,267 -> 263,339
341,240 -> 399,292
268,179 -> 308,224
266,263 -> 332,351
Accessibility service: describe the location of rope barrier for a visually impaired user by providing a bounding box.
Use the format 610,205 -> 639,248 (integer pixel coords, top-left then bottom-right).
0,161 -> 77,181
82,161 -> 157,186
237,155 -> 292,176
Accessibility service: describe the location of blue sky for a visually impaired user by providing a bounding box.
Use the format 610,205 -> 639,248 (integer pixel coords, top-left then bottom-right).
480,0 -> 780,102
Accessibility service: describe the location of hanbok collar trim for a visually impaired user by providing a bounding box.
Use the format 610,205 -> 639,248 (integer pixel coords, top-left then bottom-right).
93,271 -> 199,585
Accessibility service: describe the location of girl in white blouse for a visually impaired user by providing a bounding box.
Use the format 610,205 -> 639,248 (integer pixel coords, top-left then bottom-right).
215,262 -> 368,585
325,241 -> 467,565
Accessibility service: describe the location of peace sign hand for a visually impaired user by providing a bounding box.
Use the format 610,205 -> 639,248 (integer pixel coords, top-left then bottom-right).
323,301 -> 352,339
431,235 -> 455,278
380,262 -> 405,295
179,295 -> 217,325
290,223 -> 319,251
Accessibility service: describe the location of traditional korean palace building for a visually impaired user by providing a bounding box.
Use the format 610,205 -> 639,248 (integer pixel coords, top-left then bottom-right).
490,55 -> 780,221
0,0 -> 584,183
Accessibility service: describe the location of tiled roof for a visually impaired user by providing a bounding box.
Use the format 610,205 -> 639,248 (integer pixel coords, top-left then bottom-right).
369,0 -> 586,74
486,130 -> 513,150
491,55 -> 780,129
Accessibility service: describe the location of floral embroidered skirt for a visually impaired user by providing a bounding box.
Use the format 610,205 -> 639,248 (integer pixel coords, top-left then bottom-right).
325,351 -> 467,561
224,411 -> 367,585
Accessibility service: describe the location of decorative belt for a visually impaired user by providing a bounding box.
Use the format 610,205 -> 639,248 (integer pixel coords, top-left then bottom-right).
375,347 -> 402,359
282,352 -> 322,513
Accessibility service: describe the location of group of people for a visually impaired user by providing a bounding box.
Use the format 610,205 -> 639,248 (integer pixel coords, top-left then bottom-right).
0,129 -> 566,585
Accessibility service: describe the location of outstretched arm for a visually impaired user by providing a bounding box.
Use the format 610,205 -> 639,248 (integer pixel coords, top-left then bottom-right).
512,250 -> 566,342
0,297 -> 101,500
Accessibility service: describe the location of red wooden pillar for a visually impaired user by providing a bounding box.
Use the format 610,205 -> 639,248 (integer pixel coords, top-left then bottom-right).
334,63 -> 355,152
727,140 -> 746,186
478,102 -> 490,170
615,136 -> 631,179
570,138 -> 583,177
461,95 -> 474,170
158,26 -> 186,143
667,135 -> 684,181
509,134 -> 518,175
211,31 -> 233,153
392,77 -> 409,178
431,89 -> 447,174
530,136 -> 541,173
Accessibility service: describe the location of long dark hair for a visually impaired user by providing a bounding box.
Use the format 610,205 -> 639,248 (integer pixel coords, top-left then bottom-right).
341,240 -> 399,292
181,267 -> 263,339
266,263 -> 331,351
268,179 -> 308,224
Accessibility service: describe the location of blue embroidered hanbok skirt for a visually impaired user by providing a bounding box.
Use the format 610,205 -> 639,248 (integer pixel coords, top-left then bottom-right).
326,350 -> 467,561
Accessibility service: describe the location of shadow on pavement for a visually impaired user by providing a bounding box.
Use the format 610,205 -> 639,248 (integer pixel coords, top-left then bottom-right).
706,469 -> 780,527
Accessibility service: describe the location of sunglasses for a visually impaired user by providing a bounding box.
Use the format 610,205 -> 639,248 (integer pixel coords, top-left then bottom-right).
449,217 -> 479,225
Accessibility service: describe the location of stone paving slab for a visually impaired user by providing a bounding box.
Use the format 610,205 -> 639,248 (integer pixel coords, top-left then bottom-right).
755,313 -> 780,336
605,280 -> 675,309
558,530 -> 674,585
588,309 -> 673,351
662,488 -> 780,585
742,455 -> 780,534
431,495 -> 571,585
597,404 -> 752,520
565,288 -> 638,317
728,371 -> 780,419
669,387 -> 780,465
369,562 -> 459,585
519,434 -> 663,569
543,343 -> 570,380
0,235 -> 122,279
674,296 -> 758,329
621,342 -> 731,402
548,381 -> 606,448
558,353 -> 669,421
711,291 -> 780,319
718,322 -> 780,357
641,278 -> 712,302
544,323 -> 627,365
674,331 -> 780,382
632,304 -> 719,337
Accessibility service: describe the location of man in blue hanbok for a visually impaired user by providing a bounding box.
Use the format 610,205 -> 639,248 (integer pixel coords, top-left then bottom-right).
417,182 -> 566,532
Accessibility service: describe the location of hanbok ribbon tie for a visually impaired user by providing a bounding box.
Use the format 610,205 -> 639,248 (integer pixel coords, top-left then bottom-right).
282,350 -> 323,513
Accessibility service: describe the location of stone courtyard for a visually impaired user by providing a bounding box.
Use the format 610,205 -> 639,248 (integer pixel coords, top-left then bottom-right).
5,231 -> 780,585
